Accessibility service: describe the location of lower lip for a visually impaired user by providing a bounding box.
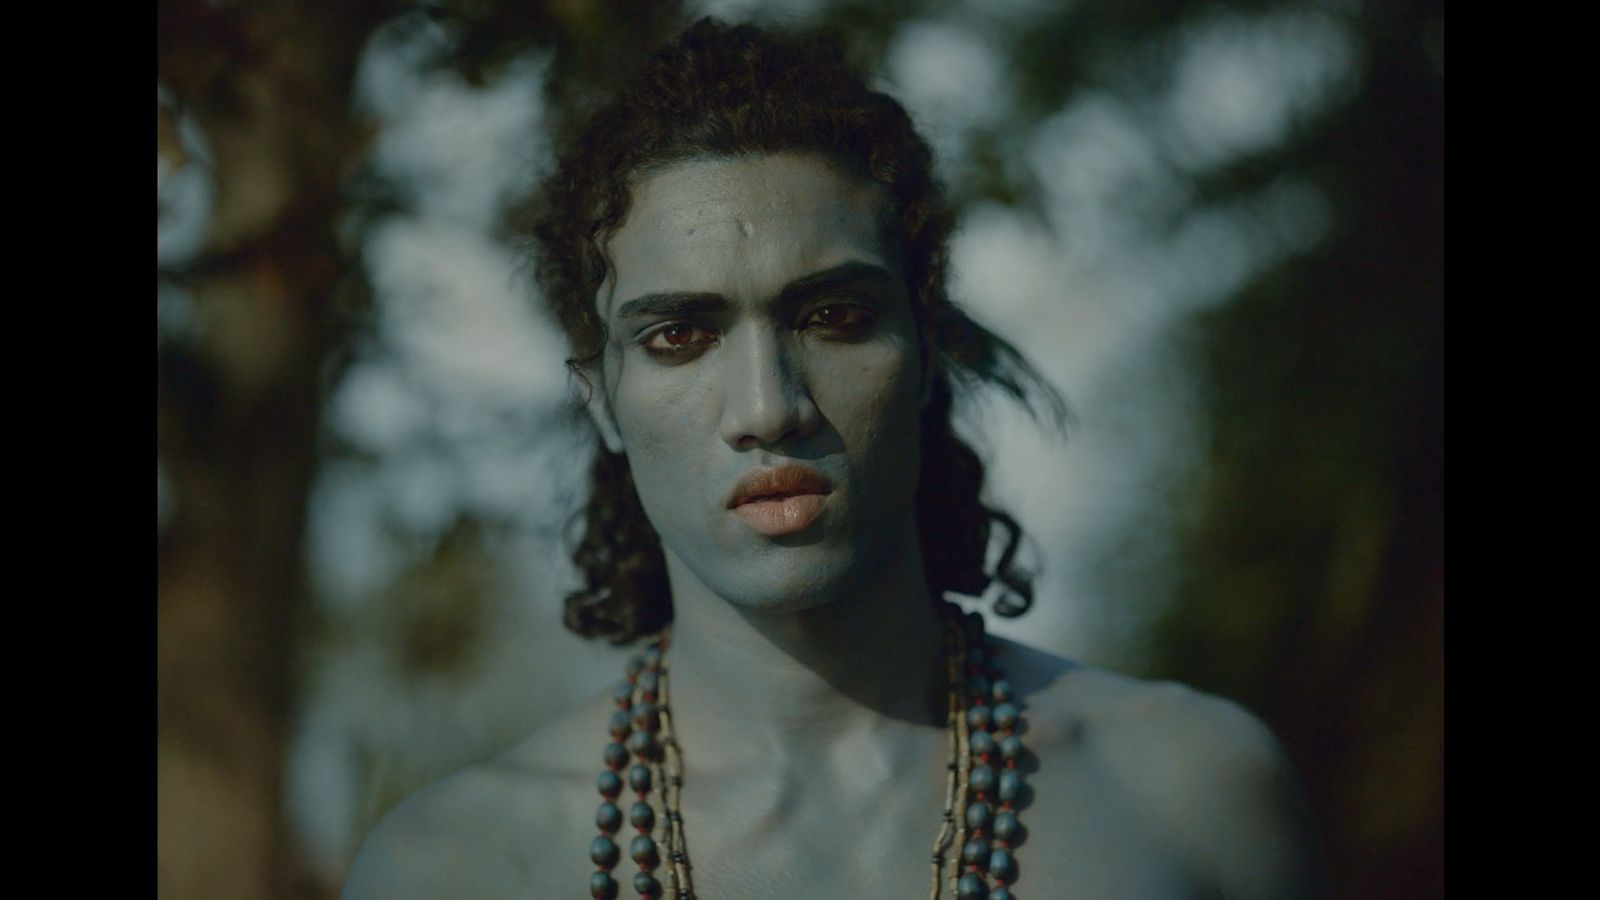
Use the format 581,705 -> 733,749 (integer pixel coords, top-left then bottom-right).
731,494 -> 828,536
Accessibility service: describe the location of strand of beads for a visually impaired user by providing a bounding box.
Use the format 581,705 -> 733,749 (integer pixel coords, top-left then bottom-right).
655,642 -> 694,898
592,640 -> 671,898
930,612 -> 968,900
955,610 -> 1025,900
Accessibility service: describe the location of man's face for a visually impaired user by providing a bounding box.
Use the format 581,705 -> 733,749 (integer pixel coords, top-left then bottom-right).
596,153 -> 926,611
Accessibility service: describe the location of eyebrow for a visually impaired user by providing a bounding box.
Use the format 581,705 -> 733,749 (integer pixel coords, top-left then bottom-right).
612,261 -> 897,322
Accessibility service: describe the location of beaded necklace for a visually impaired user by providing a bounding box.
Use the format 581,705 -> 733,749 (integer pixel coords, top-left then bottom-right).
588,604 -> 1025,899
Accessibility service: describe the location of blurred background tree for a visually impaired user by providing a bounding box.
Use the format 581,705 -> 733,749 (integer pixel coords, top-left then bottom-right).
157,0 -> 1441,897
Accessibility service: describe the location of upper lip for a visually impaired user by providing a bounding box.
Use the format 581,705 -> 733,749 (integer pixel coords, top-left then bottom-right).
726,465 -> 835,508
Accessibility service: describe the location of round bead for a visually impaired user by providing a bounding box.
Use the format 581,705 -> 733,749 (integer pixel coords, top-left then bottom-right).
602,742 -> 628,771
965,800 -> 992,830
970,730 -> 996,758
595,802 -> 622,834
994,810 -> 1019,843
589,835 -> 620,869
633,871 -> 662,896
990,889 -> 1013,900
625,730 -> 658,760
612,680 -> 634,706
607,710 -> 632,740
969,764 -> 996,795
628,800 -> 655,832
627,764 -> 653,794
630,834 -> 659,867
998,734 -> 1023,762
643,645 -> 663,667
961,838 -> 988,868
989,847 -> 1017,884
991,679 -> 1013,703
590,871 -> 618,899
957,871 -> 987,900
966,675 -> 991,699
597,770 -> 622,799
998,770 -> 1022,803
632,703 -> 661,732
993,702 -> 1020,731
966,706 -> 992,731
625,656 -> 645,678
638,670 -> 660,694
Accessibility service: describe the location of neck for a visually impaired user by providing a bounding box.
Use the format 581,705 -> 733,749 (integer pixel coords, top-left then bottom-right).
660,538 -> 948,770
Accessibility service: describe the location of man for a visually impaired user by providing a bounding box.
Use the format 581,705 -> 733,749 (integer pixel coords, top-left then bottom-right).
344,18 -> 1325,899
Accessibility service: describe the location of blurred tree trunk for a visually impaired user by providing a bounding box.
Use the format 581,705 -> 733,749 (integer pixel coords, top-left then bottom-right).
157,2 -> 385,896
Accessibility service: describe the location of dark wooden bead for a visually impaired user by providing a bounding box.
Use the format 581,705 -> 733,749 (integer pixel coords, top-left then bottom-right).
991,679 -> 1013,703
993,702 -> 1020,731
998,770 -> 1022,803
589,835 -> 620,869
633,871 -> 662,897
966,706 -> 992,731
957,871 -> 987,900
630,834 -> 659,867
603,742 -> 629,771
590,871 -> 618,899
961,838 -> 988,868
994,811 -> 1019,843
627,764 -> 653,794
965,800 -> 992,830
998,735 -> 1023,761
595,802 -> 622,834
970,731 -> 996,758
628,800 -> 655,832
969,764 -> 996,795
597,770 -> 622,799
989,848 -> 1017,884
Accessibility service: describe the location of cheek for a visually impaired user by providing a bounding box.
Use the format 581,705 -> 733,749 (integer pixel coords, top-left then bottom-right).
815,345 -> 924,452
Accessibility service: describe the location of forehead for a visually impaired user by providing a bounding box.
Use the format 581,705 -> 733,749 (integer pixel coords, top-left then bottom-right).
601,154 -> 895,316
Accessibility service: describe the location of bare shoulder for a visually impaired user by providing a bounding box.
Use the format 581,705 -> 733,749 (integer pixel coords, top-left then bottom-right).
340,688 -> 618,900
992,636 -> 1327,899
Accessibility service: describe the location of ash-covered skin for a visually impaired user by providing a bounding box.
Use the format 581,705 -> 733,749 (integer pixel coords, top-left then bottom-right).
591,154 -> 926,613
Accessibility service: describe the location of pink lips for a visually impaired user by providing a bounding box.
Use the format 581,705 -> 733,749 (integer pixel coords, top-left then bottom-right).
726,466 -> 833,537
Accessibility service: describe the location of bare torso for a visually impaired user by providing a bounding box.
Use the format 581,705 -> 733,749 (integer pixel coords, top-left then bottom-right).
343,637 -> 1323,898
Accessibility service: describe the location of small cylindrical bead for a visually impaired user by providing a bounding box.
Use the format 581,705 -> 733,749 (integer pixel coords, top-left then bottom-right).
595,802 -> 622,834
589,835 -> 620,869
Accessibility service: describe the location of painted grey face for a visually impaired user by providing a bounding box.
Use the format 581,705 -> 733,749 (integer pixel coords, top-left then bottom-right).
595,153 -> 926,611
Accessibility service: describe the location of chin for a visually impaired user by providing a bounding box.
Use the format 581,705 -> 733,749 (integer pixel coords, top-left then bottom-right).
686,544 -> 869,614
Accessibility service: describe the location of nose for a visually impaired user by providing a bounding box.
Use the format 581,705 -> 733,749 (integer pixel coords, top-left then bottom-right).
718,324 -> 820,451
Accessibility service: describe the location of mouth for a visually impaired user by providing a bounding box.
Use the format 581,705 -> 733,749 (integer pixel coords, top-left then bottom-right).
727,465 -> 833,537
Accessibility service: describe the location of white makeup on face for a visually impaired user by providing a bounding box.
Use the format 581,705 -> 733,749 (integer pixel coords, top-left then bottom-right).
594,153 -> 927,612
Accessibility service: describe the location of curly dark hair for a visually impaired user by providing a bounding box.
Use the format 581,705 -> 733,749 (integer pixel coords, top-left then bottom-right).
528,17 -> 1066,643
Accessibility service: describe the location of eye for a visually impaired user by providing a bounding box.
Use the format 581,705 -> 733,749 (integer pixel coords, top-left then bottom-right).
641,322 -> 718,355
802,304 -> 873,332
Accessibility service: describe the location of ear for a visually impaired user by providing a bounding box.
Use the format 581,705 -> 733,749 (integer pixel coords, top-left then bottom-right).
584,377 -> 626,455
